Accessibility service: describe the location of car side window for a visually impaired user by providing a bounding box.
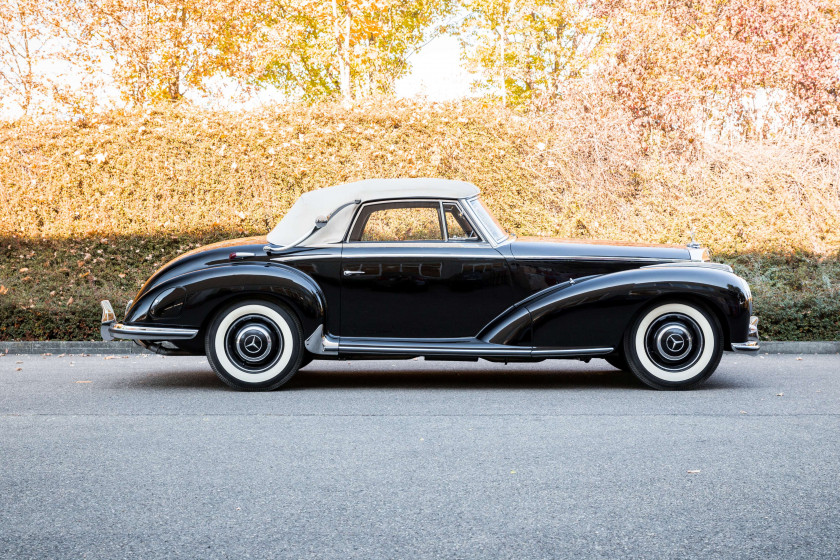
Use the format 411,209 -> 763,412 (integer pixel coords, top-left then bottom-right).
443,203 -> 480,241
349,201 -> 443,242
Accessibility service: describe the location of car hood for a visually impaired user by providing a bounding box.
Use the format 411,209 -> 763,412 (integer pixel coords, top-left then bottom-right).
510,236 -> 692,262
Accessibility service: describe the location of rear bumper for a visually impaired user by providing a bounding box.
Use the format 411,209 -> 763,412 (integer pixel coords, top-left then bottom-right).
731,316 -> 760,354
100,300 -> 198,342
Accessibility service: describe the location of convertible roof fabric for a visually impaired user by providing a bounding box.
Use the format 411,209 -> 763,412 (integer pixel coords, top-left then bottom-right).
267,178 -> 480,246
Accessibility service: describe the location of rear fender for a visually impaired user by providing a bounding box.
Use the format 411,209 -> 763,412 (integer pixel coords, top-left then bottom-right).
126,263 -> 326,340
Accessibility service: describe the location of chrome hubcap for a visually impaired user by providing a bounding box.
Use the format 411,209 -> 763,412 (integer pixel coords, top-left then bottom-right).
654,323 -> 693,362
224,314 -> 284,374
644,313 -> 704,372
234,324 -> 273,363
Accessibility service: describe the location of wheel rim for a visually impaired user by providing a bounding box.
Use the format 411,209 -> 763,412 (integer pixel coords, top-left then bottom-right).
633,303 -> 716,383
213,304 -> 296,384
643,313 -> 704,372
224,314 -> 284,373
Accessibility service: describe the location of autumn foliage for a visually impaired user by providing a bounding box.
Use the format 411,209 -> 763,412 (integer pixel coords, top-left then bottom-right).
1,99 -> 839,341
1,2 -> 839,341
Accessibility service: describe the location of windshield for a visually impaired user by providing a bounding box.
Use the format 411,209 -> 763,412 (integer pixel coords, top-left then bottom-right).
467,197 -> 508,243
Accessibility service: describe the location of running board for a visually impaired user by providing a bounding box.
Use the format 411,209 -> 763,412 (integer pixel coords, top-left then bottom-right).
304,327 -> 612,359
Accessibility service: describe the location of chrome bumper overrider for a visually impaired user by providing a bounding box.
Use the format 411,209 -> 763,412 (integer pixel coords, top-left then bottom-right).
100,300 -> 198,342
731,316 -> 760,354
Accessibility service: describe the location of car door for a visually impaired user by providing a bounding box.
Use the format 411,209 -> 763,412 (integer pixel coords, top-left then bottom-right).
340,199 -> 515,339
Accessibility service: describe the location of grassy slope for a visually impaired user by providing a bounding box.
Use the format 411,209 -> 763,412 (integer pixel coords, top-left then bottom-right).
1,100 -> 839,340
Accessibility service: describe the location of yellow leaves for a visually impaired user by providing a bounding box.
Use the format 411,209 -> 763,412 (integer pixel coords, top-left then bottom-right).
0,285 -> 8,295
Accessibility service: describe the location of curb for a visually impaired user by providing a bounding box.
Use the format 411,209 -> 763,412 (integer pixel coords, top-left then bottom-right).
1,340 -> 838,355
760,341 -> 840,354
0,341 -> 151,355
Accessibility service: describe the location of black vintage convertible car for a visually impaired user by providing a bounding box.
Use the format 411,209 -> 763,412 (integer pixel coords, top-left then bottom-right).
101,178 -> 759,390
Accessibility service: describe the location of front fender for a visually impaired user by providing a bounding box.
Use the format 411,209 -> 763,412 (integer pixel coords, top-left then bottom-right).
127,263 -> 326,339
479,266 -> 752,351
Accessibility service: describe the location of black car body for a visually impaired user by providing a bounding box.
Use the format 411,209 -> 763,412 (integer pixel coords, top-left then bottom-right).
101,178 -> 759,390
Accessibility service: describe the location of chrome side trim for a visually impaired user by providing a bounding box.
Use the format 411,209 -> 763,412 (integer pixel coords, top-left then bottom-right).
338,247 -> 495,259
643,261 -> 733,272
340,342 -> 531,356
531,347 -> 614,357
106,323 -> 199,341
337,337 -> 613,359
304,325 -> 339,355
516,255 -> 687,263
271,253 -> 339,262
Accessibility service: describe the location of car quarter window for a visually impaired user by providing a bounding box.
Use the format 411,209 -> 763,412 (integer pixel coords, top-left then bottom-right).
443,202 -> 480,241
349,201 -> 443,242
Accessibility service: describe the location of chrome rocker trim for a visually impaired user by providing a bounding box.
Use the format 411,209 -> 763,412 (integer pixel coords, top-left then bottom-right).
731,316 -> 760,354
100,300 -> 199,342
303,325 -> 613,359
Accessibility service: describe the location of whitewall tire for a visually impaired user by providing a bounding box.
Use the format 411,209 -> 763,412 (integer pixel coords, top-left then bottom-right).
623,301 -> 723,390
205,300 -> 303,391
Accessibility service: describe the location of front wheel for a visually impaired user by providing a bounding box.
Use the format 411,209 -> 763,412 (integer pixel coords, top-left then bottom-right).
624,301 -> 723,390
205,300 -> 303,391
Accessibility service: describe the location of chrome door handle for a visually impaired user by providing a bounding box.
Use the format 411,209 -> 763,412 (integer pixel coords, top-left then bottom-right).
343,270 -> 366,276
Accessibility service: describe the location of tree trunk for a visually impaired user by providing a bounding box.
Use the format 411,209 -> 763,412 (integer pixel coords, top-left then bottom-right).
341,8 -> 351,104
333,0 -> 351,104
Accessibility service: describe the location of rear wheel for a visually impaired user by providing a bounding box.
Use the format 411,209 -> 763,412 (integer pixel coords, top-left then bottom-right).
205,300 -> 303,391
624,301 -> 723,390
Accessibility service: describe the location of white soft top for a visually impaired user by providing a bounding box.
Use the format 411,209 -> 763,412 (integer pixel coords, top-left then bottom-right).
267,178 -> 480,246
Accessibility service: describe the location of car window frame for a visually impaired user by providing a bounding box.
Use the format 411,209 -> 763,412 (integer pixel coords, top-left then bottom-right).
464,196 -> 509,245
344,198 -> 485,244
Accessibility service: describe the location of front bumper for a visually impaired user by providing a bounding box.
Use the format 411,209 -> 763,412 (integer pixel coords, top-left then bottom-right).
100,300 -> 198,342
731,316 -> 760,354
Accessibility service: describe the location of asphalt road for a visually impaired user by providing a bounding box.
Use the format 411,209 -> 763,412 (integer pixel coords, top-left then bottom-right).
1,353 -> 839,559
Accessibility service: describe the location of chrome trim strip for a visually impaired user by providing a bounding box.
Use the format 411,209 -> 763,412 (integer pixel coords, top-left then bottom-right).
337,338 -> 613,358
644,261 -> 733,272
517,255 -> 687,263
304,325 -> 339,355
339,343 -> 531,356
531,347 -> 614,357
106,323 -> 199,341
338,248 -> 496,259
271,253 -> 339,262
